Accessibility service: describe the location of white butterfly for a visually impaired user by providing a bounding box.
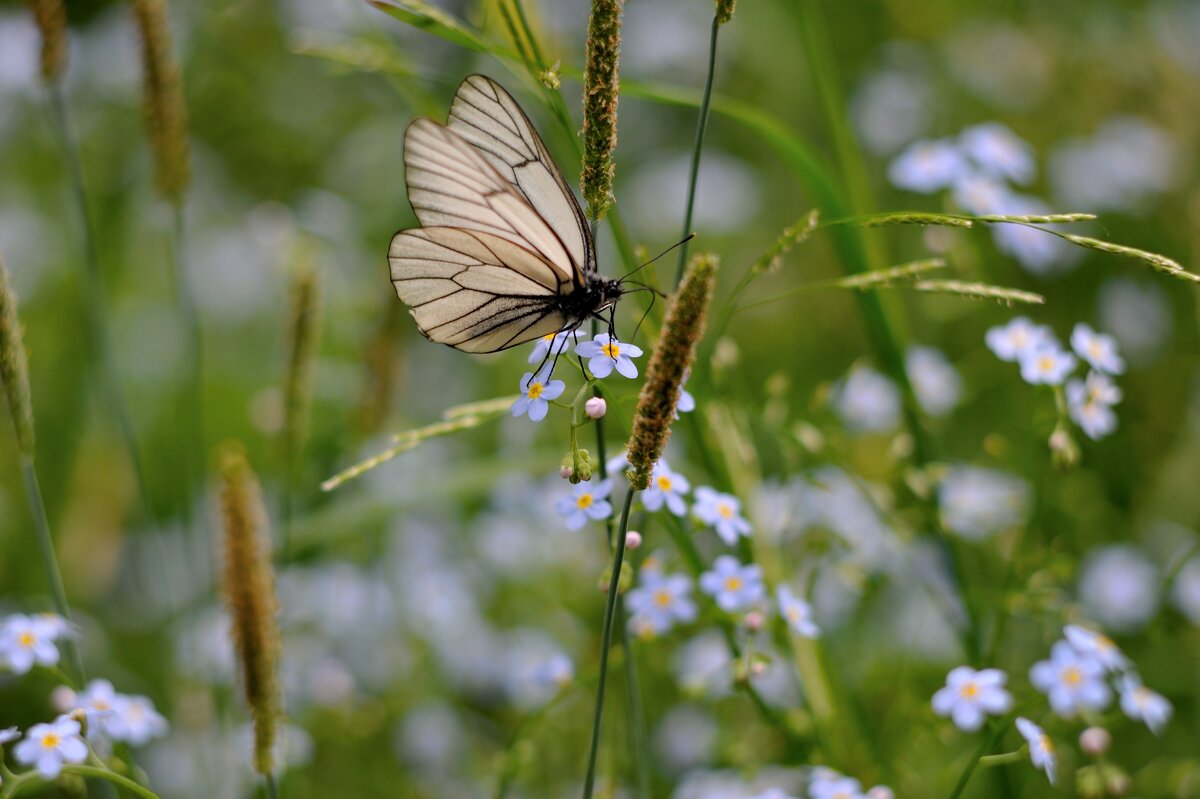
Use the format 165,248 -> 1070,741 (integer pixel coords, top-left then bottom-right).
389,75 -> 624,353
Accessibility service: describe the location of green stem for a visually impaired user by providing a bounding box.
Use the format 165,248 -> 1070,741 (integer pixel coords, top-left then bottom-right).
170,200 -> 204,537
618,607 -> 650,799
947,722 -> 1010,799
265,773 -> 279,799
20,458 -> 85,684
47,84 -> 164,539
673,15 -> 721,288
581,486 -> 635,799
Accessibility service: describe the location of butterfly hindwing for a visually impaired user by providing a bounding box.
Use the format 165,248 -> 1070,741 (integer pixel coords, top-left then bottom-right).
388,227 -> 569,353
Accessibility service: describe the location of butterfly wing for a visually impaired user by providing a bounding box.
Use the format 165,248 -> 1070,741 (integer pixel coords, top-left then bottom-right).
405,118 -> 577,284
388,227 -> 570,353
447,75 -> 595,283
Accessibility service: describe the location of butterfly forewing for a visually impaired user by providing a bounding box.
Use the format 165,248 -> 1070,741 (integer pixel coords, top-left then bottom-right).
389,228 -> 569,353
405,118 -> 574,281
447,75 -> 595,279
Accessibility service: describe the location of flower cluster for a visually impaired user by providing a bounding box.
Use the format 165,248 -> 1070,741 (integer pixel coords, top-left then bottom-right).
0,614 -> 168,785
987,318 -> 1125,440
512,332 -> 649,422
931,624 -> 1171,786
888,122 -> 1077,274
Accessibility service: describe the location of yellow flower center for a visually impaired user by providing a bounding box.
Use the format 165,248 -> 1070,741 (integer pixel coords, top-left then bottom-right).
653,590 -> 672,607
1089,341 -> 1102,357
18,631 -> 35,648
1037,355 -> 1053,371
576,494 -> 594,510
787,607 -> 801,623
656,475 -> 673,491
960,681 -> 980,699
42,733 -> 60,749
526,381 -> 544,399
602,342 -> 621,359
717,502 -> 734,519
1063,666 -> 1082,686
94,699 -> 110,711
723,577 -> 742,592
1040,734 -> 1054,753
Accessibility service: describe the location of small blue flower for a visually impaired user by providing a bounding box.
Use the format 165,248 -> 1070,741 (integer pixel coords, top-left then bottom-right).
1066,371 -> 1121,440
575,333 -> 643,379
555,480 -> 613,530
528,331 -> 574,365
1018,343 -> 1077,386
777,585 -> 819,638
627,571 -> 697,637
888,138 -> 968,193
511,368 -> 565,422
699,555 -> 764,612
985,317 -> 1052,363
692,487 -> 752,544
642,459 -> 690,517
959,122 -> 1036,185
675,370 -> 696,418
1070,323 -> 1125,375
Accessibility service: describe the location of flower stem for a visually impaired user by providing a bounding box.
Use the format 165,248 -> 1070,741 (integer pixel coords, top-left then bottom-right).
581,485 -> 635,799
265,773 -> 279,799
170,199 -> 205,538
618,609 -> 650,798
947,722 -> 1009,799
673,14 -> 721,288
20,457 -> 84,684
47,84 -> 165,541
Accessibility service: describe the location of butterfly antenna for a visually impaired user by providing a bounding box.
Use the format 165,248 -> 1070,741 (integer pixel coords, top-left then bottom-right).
619,232 -> 697,282
631,289 -> 658,342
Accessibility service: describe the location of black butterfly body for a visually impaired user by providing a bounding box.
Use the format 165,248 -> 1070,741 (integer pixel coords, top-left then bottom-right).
388,75 -> 623,353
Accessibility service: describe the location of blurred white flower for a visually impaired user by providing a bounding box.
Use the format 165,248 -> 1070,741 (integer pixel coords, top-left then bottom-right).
1171,555 -> 1200,625
1030,640 -> 1112,717
628,571 -> 697,637
985,317 -> 1053,362
952,173 -> 1012,215
653,705 -> 718,773
0,14 -> 39,92
1066,372 -> 1122,440
71,679 -> 166,746
906,346 -> 962,417
1098,279 -> 1172,364
1079,545 -> 1161,632
989,196 -> 1081,274
1063,625 -> 1129,674
1050,117 -> 1178,214
834,365 -> 901,433
0,614 -> 64,674
692,487 -> 752,545
931,666 -> 1013,731
395,701 -> 465,772
938,466 -> 1031,540
888,138 -> 968,193
673,631 -> 733,697
777,585 -> 819,638
1070,324 -> 1125,375
810,770 -> 866,799
699,556 -> 765,613
959,123 -> 1036,184
1018,343 -> 1077,386
851,69 -> 932,155
14,716 -> 88,779
1015,717 -> 1057,784
1118,676 -> 1172,735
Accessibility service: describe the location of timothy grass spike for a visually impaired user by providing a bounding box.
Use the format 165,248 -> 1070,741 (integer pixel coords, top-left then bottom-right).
130,0 -> 190,200
626,254 -> 718,490
0,256 -> 35,457
580,0 -> 624,220
219,443 -> 281,777
26,0 -> 68,85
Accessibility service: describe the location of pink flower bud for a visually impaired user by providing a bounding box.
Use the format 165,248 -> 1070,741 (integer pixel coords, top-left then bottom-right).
1079,726 -> 1111,756
743,611 -> 765,632
625,531 -> 643,549
559,464 -> 573,479
584,396 -> 607,419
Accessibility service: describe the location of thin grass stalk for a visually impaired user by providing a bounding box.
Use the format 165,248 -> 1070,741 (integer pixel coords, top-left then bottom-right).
46,85 -> 166,544
170,203 -> 204,539
673,15 -> 721,287
581,486 -> 635,799
617,607 -> 650,798
280,253 -> 321,557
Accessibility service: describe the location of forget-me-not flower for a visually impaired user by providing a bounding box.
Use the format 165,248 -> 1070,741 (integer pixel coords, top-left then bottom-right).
1016,717 -> 1056,785
1070,323 -> 1125,375
888,138 -> 968,193
527,330 -> 573,364
931,666 -> 1013,731
1118,675 -> 1172,735
1030,640 -> 1112,717
1018,343 -> 1077,386
699,555 -> 764,612
985,317 -> 1052,362
511,368 -> 564,422
905,346 -> 962,417
642,459 -> 690,516
576,333 -> 643,379
627,571 -> 697,637
692,487 -> 752,544
0,614 -> 64,674
777,585 -> 819,638
555,480 -> 613,530
959,122 -> 1036,184
13,716 -> 88,779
